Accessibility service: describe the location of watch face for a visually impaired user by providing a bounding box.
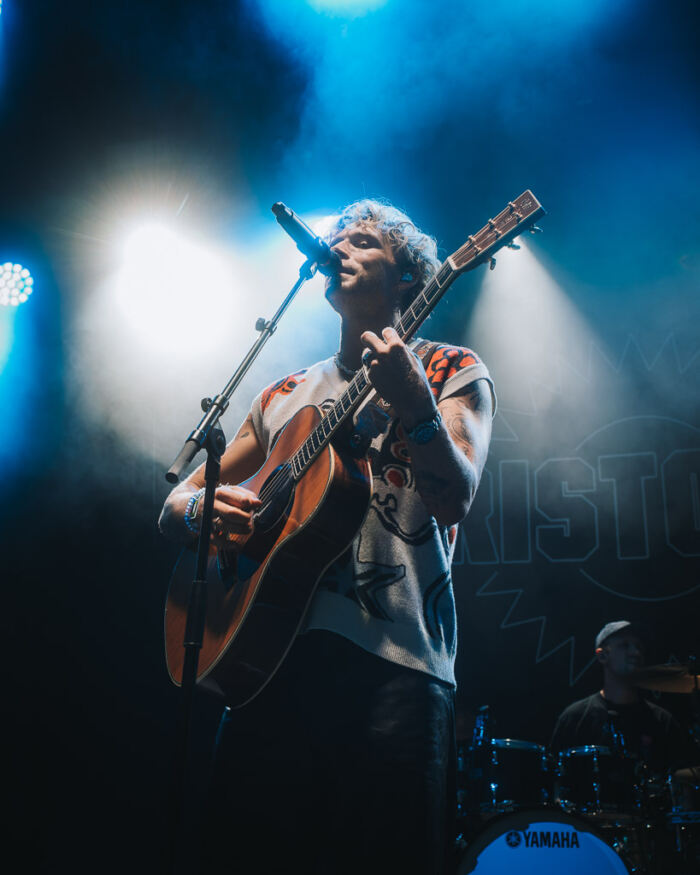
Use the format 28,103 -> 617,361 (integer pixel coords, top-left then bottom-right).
412,418 -> 440,444
406,410 -> 441,443
415,425 -> 431,443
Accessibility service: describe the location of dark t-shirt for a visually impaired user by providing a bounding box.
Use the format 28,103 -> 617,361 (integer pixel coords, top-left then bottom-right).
550,692 -> 693,773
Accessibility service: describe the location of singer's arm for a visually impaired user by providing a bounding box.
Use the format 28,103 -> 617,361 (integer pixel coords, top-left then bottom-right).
361,327 -> 492,527
158,413 -> 266,547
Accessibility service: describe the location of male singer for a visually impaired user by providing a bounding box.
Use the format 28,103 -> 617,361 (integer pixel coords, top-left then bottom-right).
159,198 -> 495,874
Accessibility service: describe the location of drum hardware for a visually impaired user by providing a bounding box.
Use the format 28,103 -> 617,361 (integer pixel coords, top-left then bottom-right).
460,737 -> 552,814
458,706 -> 552,814
663,766 -> 700,870
629,655 -> 700,871
666,766 -> 700,817
556,745 -> 645,822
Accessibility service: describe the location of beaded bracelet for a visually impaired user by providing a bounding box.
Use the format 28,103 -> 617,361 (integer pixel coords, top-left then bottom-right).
184,487 -> 206,534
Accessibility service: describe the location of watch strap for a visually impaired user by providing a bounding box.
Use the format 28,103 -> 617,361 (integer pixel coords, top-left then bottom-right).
405,409 -> 442,444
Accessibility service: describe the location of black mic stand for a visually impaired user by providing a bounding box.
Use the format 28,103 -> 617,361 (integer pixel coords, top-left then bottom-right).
163,255 -> 319,874
688,654 -> 700,753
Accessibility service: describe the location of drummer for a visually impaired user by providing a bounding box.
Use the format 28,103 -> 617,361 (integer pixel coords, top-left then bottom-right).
550,620 -> 692,772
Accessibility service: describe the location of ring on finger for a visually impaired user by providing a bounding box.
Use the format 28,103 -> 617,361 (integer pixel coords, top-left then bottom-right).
362,349 -> 374,367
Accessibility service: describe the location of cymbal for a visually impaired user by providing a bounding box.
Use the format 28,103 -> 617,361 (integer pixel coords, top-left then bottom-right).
631,663 -> 699,694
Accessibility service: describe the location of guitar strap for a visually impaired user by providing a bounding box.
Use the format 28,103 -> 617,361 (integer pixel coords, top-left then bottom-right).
412,338 -> 439,372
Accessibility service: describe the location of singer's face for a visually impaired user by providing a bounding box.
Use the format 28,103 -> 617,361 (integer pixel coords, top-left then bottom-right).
324,223 -> 403,318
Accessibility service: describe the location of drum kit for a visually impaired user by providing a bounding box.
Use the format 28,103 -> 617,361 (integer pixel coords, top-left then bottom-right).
455,663 -> 700,874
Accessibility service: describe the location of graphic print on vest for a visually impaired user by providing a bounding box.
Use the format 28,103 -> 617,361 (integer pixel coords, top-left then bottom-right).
319,414 -> 453,642
260,369 -> 308,413
424,345 -> 481,399
368,418 -> 434,544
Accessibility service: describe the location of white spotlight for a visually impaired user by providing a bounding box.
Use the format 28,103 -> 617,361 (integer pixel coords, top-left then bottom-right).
111,222 -> 245,357
468,239 -> 600,410
73,210 -> 339,462
0,262 -> 34,307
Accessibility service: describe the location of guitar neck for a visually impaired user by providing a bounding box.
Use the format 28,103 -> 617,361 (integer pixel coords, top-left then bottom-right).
289,190 -> 544,480
288,267 -> 460,480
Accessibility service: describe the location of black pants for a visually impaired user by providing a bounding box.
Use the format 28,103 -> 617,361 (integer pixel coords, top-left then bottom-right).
202,630 -> 456,874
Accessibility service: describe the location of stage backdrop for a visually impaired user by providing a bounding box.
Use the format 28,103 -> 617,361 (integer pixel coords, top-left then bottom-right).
1,1 -> 698,873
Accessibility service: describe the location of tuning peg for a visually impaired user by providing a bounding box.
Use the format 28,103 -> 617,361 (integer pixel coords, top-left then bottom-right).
489,257 -> 497,271
506,241 -> 521,250
529,225 -> 543,234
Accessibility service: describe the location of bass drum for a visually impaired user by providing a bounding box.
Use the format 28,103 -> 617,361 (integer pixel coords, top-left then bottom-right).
456,809 -> 632,874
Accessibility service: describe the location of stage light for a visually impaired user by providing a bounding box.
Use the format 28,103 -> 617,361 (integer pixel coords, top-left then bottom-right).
468,239 -> 601,415
70,208 -> 341,462
0,308 -> 13,372
0,262 -> 34,307
111,222 -> 244,357
306,0 -> 388,14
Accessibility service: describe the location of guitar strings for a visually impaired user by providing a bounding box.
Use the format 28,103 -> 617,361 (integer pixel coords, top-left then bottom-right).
251,290 -> 429,514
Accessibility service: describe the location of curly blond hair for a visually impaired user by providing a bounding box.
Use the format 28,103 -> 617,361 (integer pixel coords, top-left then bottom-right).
327,199 -> 440,310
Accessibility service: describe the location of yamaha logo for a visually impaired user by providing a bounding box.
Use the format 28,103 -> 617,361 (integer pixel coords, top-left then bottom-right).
506,830 -> 580,849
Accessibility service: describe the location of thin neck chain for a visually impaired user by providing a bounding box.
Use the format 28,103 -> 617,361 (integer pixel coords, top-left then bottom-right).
333,352 -> 356,381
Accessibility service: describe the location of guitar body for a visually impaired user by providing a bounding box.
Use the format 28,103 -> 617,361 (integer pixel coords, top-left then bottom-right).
164,405 -> 372,708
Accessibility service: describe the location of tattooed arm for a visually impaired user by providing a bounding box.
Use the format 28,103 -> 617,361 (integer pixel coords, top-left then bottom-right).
407,379 -> 493,526
158,412 -> 266,546
361,327 -> 493,527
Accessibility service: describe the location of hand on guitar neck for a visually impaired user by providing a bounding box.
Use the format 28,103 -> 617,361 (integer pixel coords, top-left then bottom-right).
359,326 -> 437,429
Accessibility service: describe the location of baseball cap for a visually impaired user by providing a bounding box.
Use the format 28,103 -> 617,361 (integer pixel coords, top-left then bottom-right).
594,620 -> 644,650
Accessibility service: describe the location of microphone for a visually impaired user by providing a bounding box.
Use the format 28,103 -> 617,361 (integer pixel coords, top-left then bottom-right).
271,202 -> 341,276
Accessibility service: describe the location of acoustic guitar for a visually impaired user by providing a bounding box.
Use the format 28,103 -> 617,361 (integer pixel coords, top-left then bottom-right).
164,190 -> 545,707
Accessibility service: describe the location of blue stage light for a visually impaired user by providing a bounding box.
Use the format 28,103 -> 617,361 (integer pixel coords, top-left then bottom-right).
307,0 -> 388,15
0,262 -> 34,307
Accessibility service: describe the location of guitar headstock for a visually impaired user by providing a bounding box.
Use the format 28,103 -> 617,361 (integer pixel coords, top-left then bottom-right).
447,190 -> 545,274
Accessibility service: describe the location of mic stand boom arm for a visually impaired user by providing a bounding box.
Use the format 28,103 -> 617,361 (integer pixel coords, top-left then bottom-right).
163,255 -> 319,874
166,256 -> 318,484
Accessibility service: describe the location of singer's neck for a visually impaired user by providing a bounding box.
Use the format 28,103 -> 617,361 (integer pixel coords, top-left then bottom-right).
337,311 -> 399,370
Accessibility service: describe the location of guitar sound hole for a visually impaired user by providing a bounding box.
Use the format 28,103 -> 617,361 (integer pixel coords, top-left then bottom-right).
255,464 -> 295,533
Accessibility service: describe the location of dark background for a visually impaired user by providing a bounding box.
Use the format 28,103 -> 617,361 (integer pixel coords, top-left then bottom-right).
0,1 -> 698,871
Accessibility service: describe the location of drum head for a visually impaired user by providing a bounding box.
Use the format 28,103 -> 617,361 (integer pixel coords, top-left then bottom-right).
457,809 -> 631,874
